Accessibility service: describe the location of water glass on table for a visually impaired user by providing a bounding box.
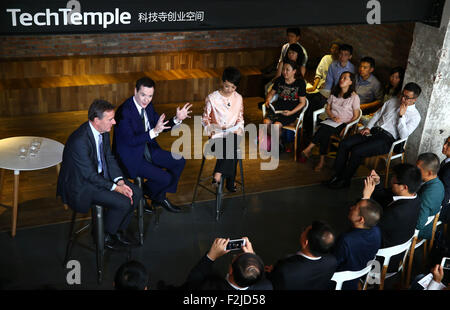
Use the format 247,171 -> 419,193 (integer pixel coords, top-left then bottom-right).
18,144 -> 28,159
29,138 -> 42,157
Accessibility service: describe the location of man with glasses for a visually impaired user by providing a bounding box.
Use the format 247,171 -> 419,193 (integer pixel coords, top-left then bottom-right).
325,82 -> 422,189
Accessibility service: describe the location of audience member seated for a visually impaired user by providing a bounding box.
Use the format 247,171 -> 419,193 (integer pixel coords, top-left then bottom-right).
277,27 -> 308,78
114,260 -> 149,290
362,165 -> 422,248
325,82 -> 422,189
306,40 -> 341,93
362,165 -> 422,272
113,77 -> 192,213
410,264 -> 449,290
383,67 -> 405,103
266,221 -> 337,290
303,40 -> 341,139
300,71 -> 360,172
415,153 -> 445,239
263,59 -> 307,151
439,136 -> 450,224
183,237 -> 272,290
355,56 -> 384,113
273,43 -> 305,82
57,100 -> 142,250
202,67 -> 244,193
333,198 -> 382,290
323,44 -> 356,92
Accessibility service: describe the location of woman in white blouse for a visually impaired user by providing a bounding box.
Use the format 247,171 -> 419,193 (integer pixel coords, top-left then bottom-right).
202,67 -> 244,192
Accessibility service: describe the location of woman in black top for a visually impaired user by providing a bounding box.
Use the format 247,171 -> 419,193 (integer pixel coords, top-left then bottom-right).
263,59 -> 307,144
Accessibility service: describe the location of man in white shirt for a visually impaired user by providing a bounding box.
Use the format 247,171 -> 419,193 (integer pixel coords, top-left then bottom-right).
277,28 -> 308,77
326,82 -> 422,189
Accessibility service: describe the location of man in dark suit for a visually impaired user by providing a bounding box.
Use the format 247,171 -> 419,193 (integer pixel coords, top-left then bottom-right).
184,237 -> 272,290
267,221 -> 337,290
362,164 -> 422,248
114,77 -> 192,213
439,136 -> 450,224
57,100 -> 142,249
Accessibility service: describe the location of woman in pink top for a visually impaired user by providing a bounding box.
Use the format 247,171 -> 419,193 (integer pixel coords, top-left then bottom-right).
202,67 -> 244,192
301,71 -> 360,171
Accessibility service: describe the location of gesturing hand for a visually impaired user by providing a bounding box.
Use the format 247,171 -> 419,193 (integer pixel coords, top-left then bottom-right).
154,113 -> 171,134
369,169 -> 381,185
176,102 -> 193,121
362,176 -> 376,199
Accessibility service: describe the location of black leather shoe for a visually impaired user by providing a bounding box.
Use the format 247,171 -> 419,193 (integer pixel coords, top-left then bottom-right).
225,183 -> 237,193
154,199 -> 182,213
143,200 -> 154,214
115,230 -> 136,246
104,233 -> 120,250
322,176 -> 339,186
328,178 -> 351,189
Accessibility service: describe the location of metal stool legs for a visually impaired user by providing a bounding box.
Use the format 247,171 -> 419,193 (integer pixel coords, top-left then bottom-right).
134,177 -> 145,246
63,204 -> 105,284
92,205 -> 104,284
192,155 -> 245,221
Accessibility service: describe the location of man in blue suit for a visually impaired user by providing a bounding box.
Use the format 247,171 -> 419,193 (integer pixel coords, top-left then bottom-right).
114,77 -> 192,213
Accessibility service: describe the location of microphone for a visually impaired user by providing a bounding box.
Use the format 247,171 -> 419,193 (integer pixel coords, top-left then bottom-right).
227,101 -> 231,107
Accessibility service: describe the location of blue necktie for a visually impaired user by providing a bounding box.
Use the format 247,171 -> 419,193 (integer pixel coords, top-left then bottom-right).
98,134 -> 109,179
141,108 -> 152,163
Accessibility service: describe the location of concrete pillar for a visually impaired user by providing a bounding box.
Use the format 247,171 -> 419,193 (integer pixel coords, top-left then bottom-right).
404,2 -> 450,163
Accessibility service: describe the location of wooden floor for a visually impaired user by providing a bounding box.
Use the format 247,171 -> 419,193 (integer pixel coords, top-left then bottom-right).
0,97 -> 372,233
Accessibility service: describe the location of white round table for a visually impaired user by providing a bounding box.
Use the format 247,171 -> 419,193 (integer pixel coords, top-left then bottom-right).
0,136 -> 64,237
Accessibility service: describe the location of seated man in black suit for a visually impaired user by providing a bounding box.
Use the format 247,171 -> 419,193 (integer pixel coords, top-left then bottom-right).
439,136 -> 450,224
183,237 -> 272,290
57,100 -> 142,249
362,164 -> 422,273
267,221 -> 337,290
333,198 -> 382,290
362,164 -> 422,248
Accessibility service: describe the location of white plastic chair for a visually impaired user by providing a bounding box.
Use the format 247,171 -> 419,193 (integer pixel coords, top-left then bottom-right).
374,137 -> 408,187
405,208 -> 443,286
369,235 -> 414,290
330,261 -> 375,290
262,98 -> 309,162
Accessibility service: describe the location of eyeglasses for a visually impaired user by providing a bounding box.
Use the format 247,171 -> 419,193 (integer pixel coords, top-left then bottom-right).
401,94 -> 416,101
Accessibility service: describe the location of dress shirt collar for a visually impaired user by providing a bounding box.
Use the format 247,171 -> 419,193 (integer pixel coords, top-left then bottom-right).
357,74 -> 373,85
392,194 -> 417,201
295,250 -> 322,260
88,121 -> 101,141
336,60 -> 351,69
445,157 -> 450,164
225,274 -> 248,290
133,96 -> 144,114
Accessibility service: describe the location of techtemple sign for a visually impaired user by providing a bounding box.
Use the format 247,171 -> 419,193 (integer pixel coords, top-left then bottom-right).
0,0 -> 445,35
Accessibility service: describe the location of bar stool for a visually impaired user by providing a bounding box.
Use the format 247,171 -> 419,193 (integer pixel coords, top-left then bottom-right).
191,145 -> 245,221
63,204 -> 107,284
